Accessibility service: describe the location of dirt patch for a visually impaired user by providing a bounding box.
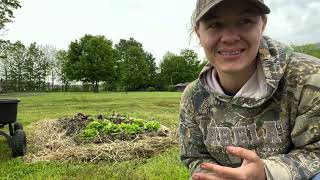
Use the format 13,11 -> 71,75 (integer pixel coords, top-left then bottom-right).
24,114 -> 178,163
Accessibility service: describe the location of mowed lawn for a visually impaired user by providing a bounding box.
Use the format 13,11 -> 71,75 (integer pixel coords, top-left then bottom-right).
0,92 -> 189,179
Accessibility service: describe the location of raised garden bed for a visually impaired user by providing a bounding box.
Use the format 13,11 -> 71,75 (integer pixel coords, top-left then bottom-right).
25,113 -> 177,163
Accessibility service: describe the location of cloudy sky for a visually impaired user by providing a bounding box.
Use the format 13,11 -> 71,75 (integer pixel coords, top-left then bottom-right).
2,0 -> 320,64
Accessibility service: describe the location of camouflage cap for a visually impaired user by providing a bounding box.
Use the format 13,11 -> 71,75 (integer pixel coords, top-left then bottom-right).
193,0 -> 270,27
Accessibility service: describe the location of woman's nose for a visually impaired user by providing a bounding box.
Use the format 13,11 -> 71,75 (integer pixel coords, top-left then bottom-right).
220,27 -> 241,44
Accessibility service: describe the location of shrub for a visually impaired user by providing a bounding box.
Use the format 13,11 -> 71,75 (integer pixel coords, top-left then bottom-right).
82,83 -> 92,92
67,85 -> 82,92
167,85 -> 176,92
146,87 -> 156,92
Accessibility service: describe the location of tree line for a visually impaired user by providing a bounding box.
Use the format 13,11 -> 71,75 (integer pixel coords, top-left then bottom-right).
0,35 -> 206,93
0,40 -> 50,92
1,0 -> 320,93
2,36 -> 320,93
0,1 -> 206,93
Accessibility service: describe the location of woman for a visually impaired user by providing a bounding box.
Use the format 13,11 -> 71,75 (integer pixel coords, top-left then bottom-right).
179,0 -> 320,179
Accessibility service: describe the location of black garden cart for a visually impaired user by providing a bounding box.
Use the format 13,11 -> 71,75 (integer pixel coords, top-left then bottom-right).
0,99 -> 26,157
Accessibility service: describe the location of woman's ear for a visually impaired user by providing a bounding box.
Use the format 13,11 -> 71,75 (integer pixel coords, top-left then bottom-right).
195,25 -> 202,46
261,15 -> 267,32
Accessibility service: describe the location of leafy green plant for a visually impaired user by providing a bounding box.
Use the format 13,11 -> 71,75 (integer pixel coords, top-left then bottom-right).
83,128 -> 99,138
103,121 -> 120,134
81,114 -> 161,138
144,121 -> 161,132
132,119 -> 144,127
119,123 -> 141,134
86,120 -> 104,131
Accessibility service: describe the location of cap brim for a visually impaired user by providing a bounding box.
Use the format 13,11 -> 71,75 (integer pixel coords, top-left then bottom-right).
195,0 -> 224,23
251,1 -> 270,14
195,0 -> 270,24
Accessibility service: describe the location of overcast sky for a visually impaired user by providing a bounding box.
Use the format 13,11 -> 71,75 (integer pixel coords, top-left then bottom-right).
2,0 -> 320,64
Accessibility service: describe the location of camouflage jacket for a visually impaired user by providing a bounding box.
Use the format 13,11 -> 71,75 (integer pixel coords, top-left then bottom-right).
179,36 -> 320,180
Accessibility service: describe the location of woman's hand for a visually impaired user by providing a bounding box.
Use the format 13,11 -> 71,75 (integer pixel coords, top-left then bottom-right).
192,146 -> 266,180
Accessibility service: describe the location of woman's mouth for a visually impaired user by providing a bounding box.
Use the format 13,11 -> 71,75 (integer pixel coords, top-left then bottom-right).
218,49 -> 245,59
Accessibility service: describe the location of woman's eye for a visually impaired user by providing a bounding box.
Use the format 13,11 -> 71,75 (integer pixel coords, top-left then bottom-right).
208,22 -> 223,29
239,18 -> 254,25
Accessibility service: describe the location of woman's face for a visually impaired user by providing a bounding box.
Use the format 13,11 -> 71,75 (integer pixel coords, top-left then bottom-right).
196,0 -> 267,76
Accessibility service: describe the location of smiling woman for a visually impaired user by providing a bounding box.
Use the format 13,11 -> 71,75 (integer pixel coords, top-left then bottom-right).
179,0 -> 320,180
195,0 -> 267,94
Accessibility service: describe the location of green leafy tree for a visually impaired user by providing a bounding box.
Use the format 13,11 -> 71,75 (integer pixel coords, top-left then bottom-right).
40,45 -> 58,90
0,39 -> 12,85
55,49 -> 69,91
0,0 -> 21,30
13,41 -> 26,91
159,52 -> 186,86
24,43 -> 50,91
145,52 -> 158,87
0,41 -> 49,92
159,49 -> 201,87
5,41 -> 26,91
115,38 -> 156,91
65,34 -> 117,92
180,49 -> 201,80
0,40 -> 28,91
292,44 -> 320,59
0,39 -> 10,58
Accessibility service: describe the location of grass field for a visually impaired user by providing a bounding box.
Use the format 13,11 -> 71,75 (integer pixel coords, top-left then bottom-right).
0,92 -> 189,179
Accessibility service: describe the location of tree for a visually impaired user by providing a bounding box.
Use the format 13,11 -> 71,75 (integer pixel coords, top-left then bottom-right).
159,52 -> 186,86
0,39 -> 13,92
0,39 -> 10,58
180,49 -> 201,80
6,40 -> 26,91
145,52 -> 158,87
0,39 -> 11,82
0,0 -> 21,30
115,38 -> 156,91
159,49 -> 202,87
40,44 -> 58,90
65,34 -> 117,92
0,40 -> 50,92
55,49 -> 69,91
24,43 -> 50,91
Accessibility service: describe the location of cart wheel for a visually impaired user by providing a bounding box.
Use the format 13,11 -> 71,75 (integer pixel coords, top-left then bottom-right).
14,122 -> 23,131
11,130 -> 27,157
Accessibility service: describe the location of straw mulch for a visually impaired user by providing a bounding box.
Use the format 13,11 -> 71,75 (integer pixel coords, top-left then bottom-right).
24,118 -> 178,163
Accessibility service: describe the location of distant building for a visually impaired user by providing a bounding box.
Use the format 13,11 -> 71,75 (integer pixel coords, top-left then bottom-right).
175,82 -> 190,92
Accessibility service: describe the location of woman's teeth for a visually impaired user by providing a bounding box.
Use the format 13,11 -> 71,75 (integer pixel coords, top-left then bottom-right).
219,50 -> 241,56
